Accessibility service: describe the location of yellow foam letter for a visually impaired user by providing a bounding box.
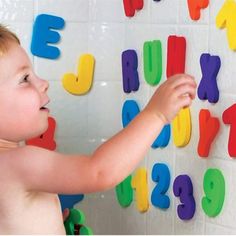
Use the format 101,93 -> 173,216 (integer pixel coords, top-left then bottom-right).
62,54 -> 95,95
216,0 -> 236,51
131,168 -> 149,213
172,107 -> 192,147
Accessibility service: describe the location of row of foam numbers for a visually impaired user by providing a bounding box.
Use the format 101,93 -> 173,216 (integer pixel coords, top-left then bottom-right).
116,163 -> 225,220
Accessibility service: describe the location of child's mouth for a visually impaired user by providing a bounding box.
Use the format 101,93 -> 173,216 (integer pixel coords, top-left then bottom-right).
40,107 -> 50,112
40,100 -> 50,112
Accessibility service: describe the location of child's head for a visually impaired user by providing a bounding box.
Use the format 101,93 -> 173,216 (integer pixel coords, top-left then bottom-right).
0,25 -> 50,142
0,24 -> 20,55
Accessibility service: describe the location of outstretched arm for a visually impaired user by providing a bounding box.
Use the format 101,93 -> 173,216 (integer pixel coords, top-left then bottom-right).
8,74 -> 196,194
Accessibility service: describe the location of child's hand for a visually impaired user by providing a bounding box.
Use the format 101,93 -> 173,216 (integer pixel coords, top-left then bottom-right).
63,208 -> 70,222
144,74 -> 197,124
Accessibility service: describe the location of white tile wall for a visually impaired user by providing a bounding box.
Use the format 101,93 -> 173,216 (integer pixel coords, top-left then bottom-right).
3,0 -> 236,234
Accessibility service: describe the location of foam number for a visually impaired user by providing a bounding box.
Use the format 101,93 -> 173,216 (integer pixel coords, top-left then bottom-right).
173,108 -> 191,147
26,117 -> 56,150
143,40 -> 162,86
31,14 -> 65,59
222,104 -> 236,158
64,208 -> 93,235
116,175 -> 133,208
198,109 -> 220,158
151,124 -> 171,149
187,0 -> 209,21
62,54 -> 95,95
173,175 -> 196,220
151,163 -> 170,209
123,0 -> 144,17
202,168 -> 225,217
197,53 -> 221,104
122,50 -> 140,93
166,35 -> 186,78
216,0 -> 236,50
131,168 -> 149,212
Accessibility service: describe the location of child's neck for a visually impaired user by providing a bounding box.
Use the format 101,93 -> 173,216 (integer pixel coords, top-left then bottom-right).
0,139 -> 19,151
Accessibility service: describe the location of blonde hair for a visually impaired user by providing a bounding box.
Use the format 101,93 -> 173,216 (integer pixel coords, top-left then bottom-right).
0,24 -> 20,54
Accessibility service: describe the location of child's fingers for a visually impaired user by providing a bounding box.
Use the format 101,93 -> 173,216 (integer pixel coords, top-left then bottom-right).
175,84 -> 196,99
169,74 -> 196,89
178,95 -> 193,109
62,208 -> 70,221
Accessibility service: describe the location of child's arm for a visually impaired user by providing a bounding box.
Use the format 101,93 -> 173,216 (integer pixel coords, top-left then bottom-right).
8,74 -> 196,194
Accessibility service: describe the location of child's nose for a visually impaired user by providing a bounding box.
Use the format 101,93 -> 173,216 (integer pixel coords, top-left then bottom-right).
39,78 -> 49,93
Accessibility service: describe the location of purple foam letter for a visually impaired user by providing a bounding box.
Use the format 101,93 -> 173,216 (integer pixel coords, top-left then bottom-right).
122,49 -> 140,93
197,53 -> 221,103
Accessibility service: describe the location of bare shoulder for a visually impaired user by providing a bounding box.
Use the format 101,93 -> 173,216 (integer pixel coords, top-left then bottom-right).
0,145 -> 58,167
0,145 -> 98,194
0,145 -> 63,182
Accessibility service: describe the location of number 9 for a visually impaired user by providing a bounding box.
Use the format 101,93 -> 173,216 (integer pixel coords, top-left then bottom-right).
202,168 -> 225,217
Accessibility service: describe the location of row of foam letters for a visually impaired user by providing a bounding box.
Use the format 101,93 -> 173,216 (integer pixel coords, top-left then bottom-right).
122,99 -> 236,158
122,36 -> 220,105
122,0 -> 209,20
122,0 -> 236,51
30,2 -> 235,62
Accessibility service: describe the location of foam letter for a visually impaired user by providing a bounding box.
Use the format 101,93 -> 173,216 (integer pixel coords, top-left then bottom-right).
143,40 -> 162,86
151,124 -> 170,149
58,195 -> 84,211
166,35 -> 186,78
173,108 -> 191,147
31,14 -> 65,59
122,100 -> 140,127
131,168 -> 149,212
62,54 -> 95,95
64,208 -> 93,235
216,0 -> 236,50
198,109 -> 220,158
187,0 -> 209,21
198,53 -> 221,103
26,117 -> 56,150
222,104 -> 236,158
166,35 -> 191,147
122,50 -> 140,93
123,0 -> 144,17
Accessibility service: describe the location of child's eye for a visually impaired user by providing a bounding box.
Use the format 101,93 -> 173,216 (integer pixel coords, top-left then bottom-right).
20,75 -> 30,83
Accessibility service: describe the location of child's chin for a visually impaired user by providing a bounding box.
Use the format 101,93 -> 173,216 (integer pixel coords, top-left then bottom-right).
33,123 -> 49,138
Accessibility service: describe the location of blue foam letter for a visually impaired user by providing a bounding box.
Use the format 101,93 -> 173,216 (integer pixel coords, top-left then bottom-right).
31,14 -> 65,59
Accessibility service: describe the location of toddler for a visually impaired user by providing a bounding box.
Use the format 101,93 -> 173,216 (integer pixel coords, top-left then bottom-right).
0,24 -> 196,234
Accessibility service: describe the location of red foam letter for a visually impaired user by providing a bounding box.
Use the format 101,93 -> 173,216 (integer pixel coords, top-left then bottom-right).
123,0 -> 144,17
26,117 -> 57,150
187,0 -> 209,21
222,104 -> 236,158
166,35 -> 186,78
198,109 -> 220,158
